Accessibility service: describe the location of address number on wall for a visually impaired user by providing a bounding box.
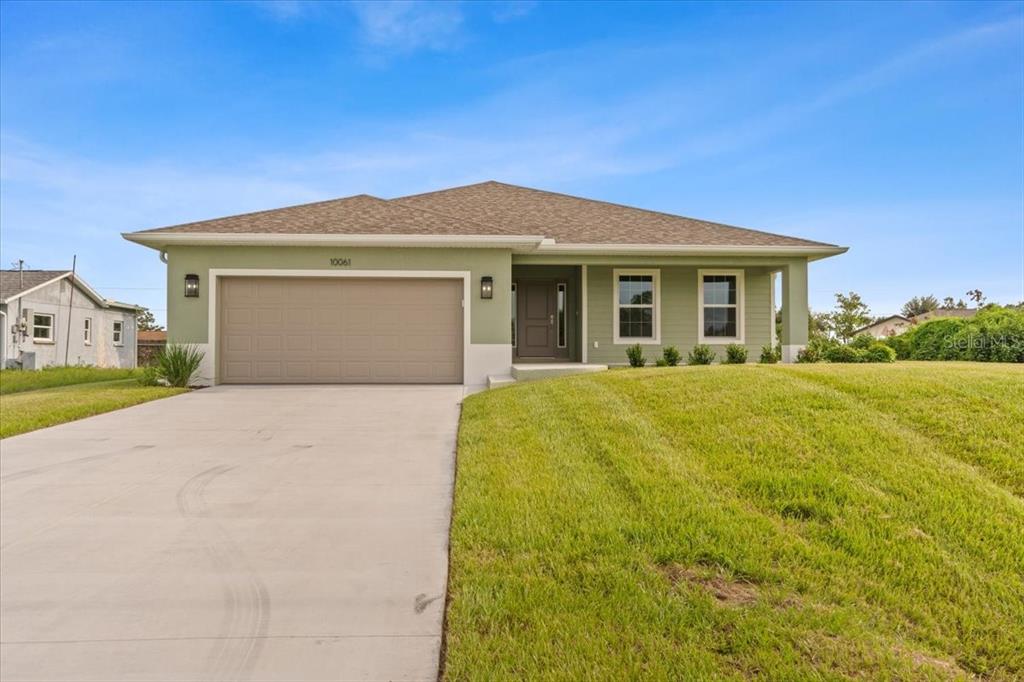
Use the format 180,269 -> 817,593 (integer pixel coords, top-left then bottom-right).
329,258 -> 352,267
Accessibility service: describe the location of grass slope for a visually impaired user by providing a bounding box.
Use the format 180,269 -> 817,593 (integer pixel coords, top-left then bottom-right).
447,363 -> 1024,680
0,380 -> 186,438
0,366 -> 142,395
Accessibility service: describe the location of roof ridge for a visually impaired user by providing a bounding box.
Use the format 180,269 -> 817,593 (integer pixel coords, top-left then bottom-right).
383,193 -> 524,236
398,180 -> 837,248
134,194 -> 384,234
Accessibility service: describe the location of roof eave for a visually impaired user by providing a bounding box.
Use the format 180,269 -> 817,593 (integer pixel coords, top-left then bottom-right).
534,242 -> 849,260
122,232 -> 549,252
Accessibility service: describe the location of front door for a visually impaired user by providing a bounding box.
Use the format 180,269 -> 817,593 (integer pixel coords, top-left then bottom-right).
517,280 -> 556,358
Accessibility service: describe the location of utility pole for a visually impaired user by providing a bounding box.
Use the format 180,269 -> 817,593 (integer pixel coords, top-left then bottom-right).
64,255 -> 77,366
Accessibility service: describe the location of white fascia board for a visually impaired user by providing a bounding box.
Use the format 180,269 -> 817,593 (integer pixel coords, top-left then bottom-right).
533,243 -> 849,259
122,232 -> 548,252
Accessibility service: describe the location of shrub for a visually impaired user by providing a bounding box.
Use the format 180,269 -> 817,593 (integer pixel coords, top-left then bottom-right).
906,318 -> 970,360
883,334 -> 911,360
952,307 -> 1024,363
795,347 -> 819,363
655,358 -> 668,367
157,343 -> 205,387
850,333 -> 875,350
687,344 -> 715,365
625,344 -> 646,367
759,345 -> 780,364
723,344 -> 748,364
825,344 -> 863,363
135,366 -> 160,386
864,342 -> 897,363
662,345 -> 682,366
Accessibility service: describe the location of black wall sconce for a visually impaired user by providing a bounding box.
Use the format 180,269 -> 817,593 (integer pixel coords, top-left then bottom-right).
184,273 -> 200,298
480,276 -> 494,299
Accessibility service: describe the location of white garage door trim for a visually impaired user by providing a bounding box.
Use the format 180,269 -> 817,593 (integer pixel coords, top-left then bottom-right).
208,269 -> 471,384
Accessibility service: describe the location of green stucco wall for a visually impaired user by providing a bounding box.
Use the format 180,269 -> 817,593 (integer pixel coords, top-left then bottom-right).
584,265 -> 776,365
165,245 -> 512,345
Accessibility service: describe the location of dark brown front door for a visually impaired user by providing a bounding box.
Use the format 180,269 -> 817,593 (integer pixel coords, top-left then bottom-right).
517,280 -> 556,358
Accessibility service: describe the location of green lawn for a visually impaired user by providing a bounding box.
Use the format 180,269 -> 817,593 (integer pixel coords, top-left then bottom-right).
447,362 -> 1024,680
0,366 -> 142,395
0,378 -> 186,438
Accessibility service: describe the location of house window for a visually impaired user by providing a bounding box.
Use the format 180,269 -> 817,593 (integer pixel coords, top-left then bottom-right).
113,320 -> 123,346
613,269 -> 660,344
557,283 -> 567,348
32,313 -> 54,342
84,318 -> 92,345
511,282 -> 517,348
699,270 -> 745,343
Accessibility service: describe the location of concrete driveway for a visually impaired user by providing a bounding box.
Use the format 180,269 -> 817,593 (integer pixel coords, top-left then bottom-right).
0,385 -> 463,682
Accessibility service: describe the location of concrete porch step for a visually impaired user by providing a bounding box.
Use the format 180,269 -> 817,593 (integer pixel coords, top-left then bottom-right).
487,374 -> 517,389
510,363 -> 608,382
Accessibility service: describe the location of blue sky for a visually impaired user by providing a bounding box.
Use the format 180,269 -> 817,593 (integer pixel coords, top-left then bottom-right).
1,0 -> 1022,325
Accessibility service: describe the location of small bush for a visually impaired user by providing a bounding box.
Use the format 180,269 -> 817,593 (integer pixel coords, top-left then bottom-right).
865,342 -> 897,363
825,344 -> 863,363
723,344 -> 748,364
883,334 -> 911,360
907,318 -> 971,360
759,345 -> 780,364
157,343 -> 205,387
625,344 -> 646,367
662,346 -> 682,366
136,366 -> 160,386
687,344 -> 715,365
850,333 -> 875,350
655,358 -> 668,367
796,346 -> 820,363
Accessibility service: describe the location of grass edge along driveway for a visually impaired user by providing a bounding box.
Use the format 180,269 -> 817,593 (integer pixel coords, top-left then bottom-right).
0,374 -> 187,438
446,362 -> 1024,681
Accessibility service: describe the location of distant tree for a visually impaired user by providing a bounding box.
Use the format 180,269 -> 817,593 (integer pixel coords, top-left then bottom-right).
136,307 -> 164,332
829,291 -> 872,342
966,289 -> 986,306
900,295 -> 939,318
941,297 -> 967,309
774,308 -> 830,343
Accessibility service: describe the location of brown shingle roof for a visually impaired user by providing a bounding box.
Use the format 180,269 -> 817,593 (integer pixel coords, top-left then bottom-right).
0,270 -> 70,300
134,194 -> 517,237
127,181 -> 838,248
395,182 -> 835,247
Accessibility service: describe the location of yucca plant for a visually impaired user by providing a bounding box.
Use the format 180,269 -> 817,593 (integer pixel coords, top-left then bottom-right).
157,343 -> 204,387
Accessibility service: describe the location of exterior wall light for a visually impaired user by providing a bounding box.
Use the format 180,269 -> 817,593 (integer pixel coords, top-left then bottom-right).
184,273 -> 200,298
480,276 -> 494,299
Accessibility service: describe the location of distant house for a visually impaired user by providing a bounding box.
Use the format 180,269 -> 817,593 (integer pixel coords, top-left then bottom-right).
854,308 -> 978,339
137,329 -> 167,366
0,270 -> 141,369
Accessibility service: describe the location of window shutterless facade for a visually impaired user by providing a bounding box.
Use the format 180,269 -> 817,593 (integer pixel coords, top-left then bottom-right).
113,320 -> 123,346
557,283 -> 567,348
32,313 -> 54,342
698,269 -> 744,343
613,269 -> 660,344
84,317 -> 92,345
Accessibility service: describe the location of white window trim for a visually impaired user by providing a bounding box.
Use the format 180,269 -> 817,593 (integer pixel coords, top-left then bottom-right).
84,317 -> 92,345
612,268 -> 661,345
32,313 -> 54,343
698,269 -> 745,344
113,320 -> 124,346
556,282 -> 567,349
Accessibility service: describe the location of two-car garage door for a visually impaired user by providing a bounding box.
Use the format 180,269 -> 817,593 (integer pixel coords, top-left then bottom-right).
218,277 -> 463,384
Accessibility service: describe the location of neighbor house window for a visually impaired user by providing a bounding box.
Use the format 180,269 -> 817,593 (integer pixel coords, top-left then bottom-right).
613,269 -> 660,344
557,283 -> 567,348
84,318 -> 92,345
511,282 -> 517,348
113,320 -> 123,346
32,313 -> 54,342
699,270 -> 744,343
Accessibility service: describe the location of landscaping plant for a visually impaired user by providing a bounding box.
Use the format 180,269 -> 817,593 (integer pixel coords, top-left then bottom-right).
662,345 -> 682,366
723,344 -> 748,364
625,343 -> 646,367
759,344 -> 780,364
687,344 -> 715,365
157,344 -> 205,387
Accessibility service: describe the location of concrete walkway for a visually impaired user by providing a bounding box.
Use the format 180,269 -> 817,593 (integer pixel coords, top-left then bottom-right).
0,385 -> 463,682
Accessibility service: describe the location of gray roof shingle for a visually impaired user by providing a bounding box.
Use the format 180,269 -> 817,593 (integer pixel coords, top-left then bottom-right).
0,270 -> 70,301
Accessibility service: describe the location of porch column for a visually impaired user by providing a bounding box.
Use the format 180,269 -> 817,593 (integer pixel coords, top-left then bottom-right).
780,260 -> 809,363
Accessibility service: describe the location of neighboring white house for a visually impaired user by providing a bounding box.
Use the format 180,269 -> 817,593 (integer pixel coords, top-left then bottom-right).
853,308 -> 978,339
0,270 -> 140,369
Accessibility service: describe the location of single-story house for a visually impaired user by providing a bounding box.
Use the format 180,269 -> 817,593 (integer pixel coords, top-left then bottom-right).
853,308 -> 978,339
123,181 -> 847,387
1,269 -> 140,369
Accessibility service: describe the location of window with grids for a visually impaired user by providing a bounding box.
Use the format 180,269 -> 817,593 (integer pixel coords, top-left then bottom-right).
617,273 -> 656,339
702,274 -> 739,338
84,318 -> 92,345
32,313 -> 53,341
113,321 -> 123,346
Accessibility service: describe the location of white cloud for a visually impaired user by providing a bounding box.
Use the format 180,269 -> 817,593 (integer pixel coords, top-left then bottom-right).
349,1 -> 464,53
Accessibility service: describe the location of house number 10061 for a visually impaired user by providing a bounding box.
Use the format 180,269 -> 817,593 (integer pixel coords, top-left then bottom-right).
330,258 -> 352,267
